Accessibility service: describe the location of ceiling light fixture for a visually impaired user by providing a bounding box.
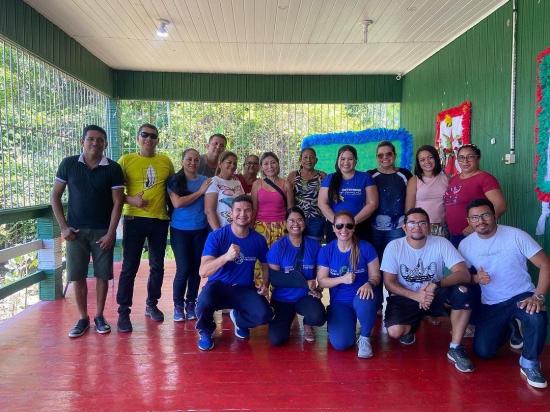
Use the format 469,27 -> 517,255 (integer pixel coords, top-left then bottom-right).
156,19 -> 170,38
360,19 -> 374,44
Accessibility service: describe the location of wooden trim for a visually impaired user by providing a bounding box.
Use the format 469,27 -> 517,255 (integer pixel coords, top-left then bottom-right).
0,271 -> 46,300
0,240 -> 43,263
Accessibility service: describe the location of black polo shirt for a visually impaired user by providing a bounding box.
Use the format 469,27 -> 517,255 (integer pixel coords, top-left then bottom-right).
55,155 -> 124,229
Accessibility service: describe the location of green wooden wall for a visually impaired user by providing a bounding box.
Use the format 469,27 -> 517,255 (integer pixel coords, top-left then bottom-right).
401,0 -> 550,248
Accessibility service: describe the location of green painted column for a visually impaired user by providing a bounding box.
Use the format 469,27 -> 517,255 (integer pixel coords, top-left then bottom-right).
37,209 -> 63,300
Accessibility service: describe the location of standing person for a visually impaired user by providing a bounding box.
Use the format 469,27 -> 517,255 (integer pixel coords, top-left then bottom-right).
198,133 -> 227,177
318,145 -> 378,242
204,151 -> 244,230
367,141 -> 412,260
267,207 -> 326,345
459,199 -> 549,389
317,211 -> 381,358
381,208 -> 475,373
196,195 -> 273,351
168,148 -> 212,322
51,125 -> 124,338
236,154 -> 260,194
116,123 -> 175,333
405,145 -> 449,237
444,144 -> 506,248
287,148 -> 326,241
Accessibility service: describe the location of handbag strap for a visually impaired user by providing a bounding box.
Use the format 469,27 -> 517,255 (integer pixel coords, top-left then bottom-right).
293,240 -> 305,272
263,177 -> 288,209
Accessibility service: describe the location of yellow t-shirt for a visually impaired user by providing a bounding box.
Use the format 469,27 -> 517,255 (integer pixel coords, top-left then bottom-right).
118,153 -> 175,220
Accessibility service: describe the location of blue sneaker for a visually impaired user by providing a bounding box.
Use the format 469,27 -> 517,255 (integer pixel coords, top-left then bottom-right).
521,366 -> 548,389
185,301 -> 197,320
197,332 -> 214,351
174,305 -> 185,322
229,310 -> 250,339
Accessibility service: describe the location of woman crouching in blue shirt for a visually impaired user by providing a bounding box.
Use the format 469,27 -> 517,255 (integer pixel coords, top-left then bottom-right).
267,207 -> 326,345
317,211 -> 381,358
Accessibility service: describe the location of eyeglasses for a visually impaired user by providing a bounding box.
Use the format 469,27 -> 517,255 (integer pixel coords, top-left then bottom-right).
405,221 -> 429,229
377,152 -> 394,159
457,154 -> 478,162
139,131 -> 158,139
287,218 -> 305,225
467,212 -> 493,222
335,223 -> 354,230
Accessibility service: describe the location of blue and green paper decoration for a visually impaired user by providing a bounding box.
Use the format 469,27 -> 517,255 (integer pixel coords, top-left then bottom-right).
301,128 -> 413,173
535,47 -> 550,235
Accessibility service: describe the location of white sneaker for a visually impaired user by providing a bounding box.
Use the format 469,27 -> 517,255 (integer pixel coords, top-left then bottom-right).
357,336 -> 373,358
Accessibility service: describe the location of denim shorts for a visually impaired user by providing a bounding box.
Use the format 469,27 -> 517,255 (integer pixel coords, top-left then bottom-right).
66,228 -> 114,281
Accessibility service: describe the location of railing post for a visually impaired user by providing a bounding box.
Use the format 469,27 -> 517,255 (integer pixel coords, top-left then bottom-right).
37,209 -> 63,300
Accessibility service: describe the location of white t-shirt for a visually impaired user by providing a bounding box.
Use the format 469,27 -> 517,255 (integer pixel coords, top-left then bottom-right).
205,176 -> 244,227
458,225 -> 540,305
381,235 -> 464,292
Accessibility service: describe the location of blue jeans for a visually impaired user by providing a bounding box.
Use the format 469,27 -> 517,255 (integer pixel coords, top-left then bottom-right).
196,281 -> 273,335
117,217 -> 169,314
305,216 -> 325,240
170,226 -> 208,307
327,294 -> 380,350
269,295 -> 327,346
474,292 -> 548,368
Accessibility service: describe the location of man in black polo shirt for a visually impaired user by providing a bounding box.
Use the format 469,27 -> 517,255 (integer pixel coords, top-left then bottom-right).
51,125 -> 124,338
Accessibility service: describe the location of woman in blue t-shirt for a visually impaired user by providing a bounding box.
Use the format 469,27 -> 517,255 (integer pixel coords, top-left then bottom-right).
318,145 -> 378,242
267,207 -> 326,345
168,148 -> 212,322
317,211 -> 381,358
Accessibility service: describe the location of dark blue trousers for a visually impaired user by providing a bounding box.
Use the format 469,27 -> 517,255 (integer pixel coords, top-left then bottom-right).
196,281 -> 273,335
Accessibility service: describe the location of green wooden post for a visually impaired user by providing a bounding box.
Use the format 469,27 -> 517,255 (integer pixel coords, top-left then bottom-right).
37,210 -> 63,300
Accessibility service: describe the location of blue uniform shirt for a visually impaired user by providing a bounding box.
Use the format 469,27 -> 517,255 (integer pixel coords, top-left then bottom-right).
321,171 -> 375,217
167,174 -> 208,230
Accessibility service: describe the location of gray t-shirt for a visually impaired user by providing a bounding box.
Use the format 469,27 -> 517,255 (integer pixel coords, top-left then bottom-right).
198,154 -> 217,177
381,235 -> 464,292
459,225 -> 540,305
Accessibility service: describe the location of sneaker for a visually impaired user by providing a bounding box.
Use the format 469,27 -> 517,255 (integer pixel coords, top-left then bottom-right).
510,319 -> 523,350
197,332 -> 214,351
94,316 -> 111,334
521,366 -> 548,389
447,345 -> 475,373
145,305 -> 164,322
229,309 -> 250,339
399,332 -> 416,345
357,336 -> 373,358
185,301 -> 197,320
117,312 -> 133,333
303,325 -> 316,342
174,305 -> 185,322
68,318 -> 90,338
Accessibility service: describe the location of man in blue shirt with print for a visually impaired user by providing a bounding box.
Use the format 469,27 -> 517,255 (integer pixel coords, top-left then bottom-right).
196,194 -> 273,350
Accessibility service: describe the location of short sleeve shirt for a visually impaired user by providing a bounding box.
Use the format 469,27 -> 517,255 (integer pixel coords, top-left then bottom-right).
205,176 -> 245,227
321,171 -> 375,217
167,174 -> 208,231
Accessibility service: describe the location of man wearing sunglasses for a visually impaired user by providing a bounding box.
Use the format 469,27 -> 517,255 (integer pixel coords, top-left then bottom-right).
381,207 -> 474,373
116,123 -> 175,332
459,199 -> 549,389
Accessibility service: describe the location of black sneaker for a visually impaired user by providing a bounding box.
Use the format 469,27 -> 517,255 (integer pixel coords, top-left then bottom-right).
145,305 -> 164,322
399,332 -> 416,345
117,313 -> 133,333
510,319 -> 523,350
447,345 -> 475,373
94,316 -> 111,334
68,317 -> 90,338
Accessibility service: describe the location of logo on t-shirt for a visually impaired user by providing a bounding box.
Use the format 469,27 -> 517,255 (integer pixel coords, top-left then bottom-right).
400,259 -> 436,283
143,166 -> 157,190
234,252 -> 244,265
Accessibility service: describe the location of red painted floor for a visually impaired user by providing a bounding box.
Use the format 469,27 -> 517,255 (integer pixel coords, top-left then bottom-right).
1,261 -> 550,411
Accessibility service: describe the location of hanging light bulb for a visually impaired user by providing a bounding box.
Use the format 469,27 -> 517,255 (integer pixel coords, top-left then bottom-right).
156,19 -> 170,38
360,20 -> 374,44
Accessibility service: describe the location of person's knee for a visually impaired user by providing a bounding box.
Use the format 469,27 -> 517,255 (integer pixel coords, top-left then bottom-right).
520,311 -> 548,330
269,330 -> 289,346
450,285 -> 473,310
473,339 -> 497,359
329,333 -> 355,351
387,325 -> 406,339
305,311 -> 326,327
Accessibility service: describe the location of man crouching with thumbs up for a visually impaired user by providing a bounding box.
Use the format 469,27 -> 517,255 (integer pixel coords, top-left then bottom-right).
196,194 -> 273,351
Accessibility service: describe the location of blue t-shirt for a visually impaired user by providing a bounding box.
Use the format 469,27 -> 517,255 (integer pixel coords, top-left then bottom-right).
267,236 -> 321,303
321,171 -> 375,216
202,225 -> 268,286
317,239 -> 377,304
167,174 -> 208,230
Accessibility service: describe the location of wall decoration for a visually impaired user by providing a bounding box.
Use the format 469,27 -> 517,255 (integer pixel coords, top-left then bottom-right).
534,46 -> 550,235
301,128 -> 413,173
434,101 -> 472,177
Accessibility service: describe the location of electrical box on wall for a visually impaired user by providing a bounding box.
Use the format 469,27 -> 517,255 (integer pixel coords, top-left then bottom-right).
504,152 -> 516,164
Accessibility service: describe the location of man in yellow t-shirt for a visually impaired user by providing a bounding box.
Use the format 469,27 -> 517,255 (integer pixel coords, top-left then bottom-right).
116,123 -> 174,333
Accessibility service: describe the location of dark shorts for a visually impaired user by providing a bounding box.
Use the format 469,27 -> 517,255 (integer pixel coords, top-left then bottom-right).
384,285 -> 472,329
66,228 -> 114,281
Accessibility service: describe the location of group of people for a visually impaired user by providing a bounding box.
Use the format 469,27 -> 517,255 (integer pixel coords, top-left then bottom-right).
51,123 -> 549,390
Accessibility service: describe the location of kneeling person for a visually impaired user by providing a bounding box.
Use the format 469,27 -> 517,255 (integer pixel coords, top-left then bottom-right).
381,207 -> 474,373
196,195 -> 273,350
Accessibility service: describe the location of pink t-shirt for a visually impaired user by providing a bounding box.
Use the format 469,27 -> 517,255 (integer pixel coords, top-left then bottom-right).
416,172 -> 448,224
256,186 -> 286,222
444,171 -> 500,236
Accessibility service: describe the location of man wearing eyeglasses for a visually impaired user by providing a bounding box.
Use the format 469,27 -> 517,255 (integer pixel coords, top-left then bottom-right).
198,133 -> 227,177
381,207 -> 474,373
459,198 -> 549,389
116,123 -> 175,332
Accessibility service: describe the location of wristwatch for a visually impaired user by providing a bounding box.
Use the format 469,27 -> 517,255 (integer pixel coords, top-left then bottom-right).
534,293 -> 546,302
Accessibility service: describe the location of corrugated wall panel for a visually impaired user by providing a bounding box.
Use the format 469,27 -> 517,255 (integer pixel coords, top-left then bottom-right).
113,71 -> 402,103
0,0 -> 113,95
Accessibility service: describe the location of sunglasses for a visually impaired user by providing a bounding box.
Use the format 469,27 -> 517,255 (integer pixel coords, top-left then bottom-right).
377,152 -> 394,159
139,131 -> 158,139
335,223 -> 354,230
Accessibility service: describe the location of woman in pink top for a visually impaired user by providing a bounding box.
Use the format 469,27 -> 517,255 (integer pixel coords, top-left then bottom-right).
406,145 -> 449,237
251,152 -> 294,285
